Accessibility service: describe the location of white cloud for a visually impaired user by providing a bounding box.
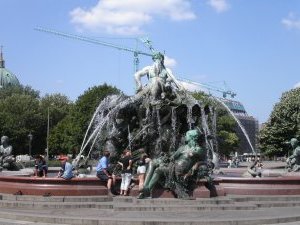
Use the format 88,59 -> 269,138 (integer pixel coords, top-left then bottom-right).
282,12 -> 300,30
70,0 -> 196,35
207,0 -> 230,13
164,55 -> 177,68
294,82 -> 300,89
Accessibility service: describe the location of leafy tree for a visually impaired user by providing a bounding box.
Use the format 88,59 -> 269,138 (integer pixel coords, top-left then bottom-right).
48,114 -> 81,155
0,85 -> 72,155
217,109 -> 239,156
0,93 -> 43,154
260,88 -> 300,156
49,83 -> 121,154
37,94 -> 73,155
192,91 -> 239,157
0,85 -> 39,99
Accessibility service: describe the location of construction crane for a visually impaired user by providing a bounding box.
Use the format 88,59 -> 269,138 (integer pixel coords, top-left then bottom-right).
35,27 -> 153,72
178,77 -> 237,98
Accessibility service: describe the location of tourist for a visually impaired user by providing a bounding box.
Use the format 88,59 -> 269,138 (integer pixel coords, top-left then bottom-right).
34,155 -> 48,178
227,158 -> 233,168
118,149 -> 133,196
257,160 -> 263,169
57,156 -> 74,180
136,149 -> 150,191
96,150 -> 115,196
247,158 -> 262,178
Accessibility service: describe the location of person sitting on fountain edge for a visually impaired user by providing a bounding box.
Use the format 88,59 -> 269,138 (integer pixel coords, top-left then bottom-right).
34,155 -> 48,178
57,156 -> 74,180
96,150 -> 115,196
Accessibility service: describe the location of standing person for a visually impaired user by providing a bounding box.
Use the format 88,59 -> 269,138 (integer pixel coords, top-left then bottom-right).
34,155 -> 48,177
96,150 -> 115,196
118,149 -> 133,196
136,150 -> 150,191
57,156 -> 74,180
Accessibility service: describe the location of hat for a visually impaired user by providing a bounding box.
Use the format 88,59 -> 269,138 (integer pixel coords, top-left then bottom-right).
58,155 -> 68,161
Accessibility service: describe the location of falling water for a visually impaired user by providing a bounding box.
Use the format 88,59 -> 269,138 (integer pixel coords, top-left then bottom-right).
171,107 -> 177,151
187,106 -> 193,130
200,106 -> 214,160
127,125 -> 132,150
145,107 -> 151,124
73,93 -> 144,167
211,106 -> 220,169
156,107 -> 162,152
213,97 -> 256,155
126,124 -> 150,149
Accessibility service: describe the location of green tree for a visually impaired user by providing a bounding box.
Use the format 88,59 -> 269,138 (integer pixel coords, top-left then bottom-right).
37,94 -> 72,155
217,110 -> 239,156
192,91 -> 239,157
0,85 -> 39,99
260,88 -> 300,156
49,84 -> 121,154
0,93 -> 43,154
0,85 -> 72,155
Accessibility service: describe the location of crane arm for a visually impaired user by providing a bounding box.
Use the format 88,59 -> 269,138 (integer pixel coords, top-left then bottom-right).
35,27 -> 153,57
177,77 -> 236,98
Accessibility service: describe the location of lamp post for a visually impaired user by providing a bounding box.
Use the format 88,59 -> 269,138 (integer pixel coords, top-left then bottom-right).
46,107 -> 50,161
28,133 -> 33,156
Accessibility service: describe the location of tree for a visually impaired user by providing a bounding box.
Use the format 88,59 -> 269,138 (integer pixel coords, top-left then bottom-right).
260,88 -> 300,156
0,85 -> 39,99
37,94 -> 72,155
217,110 -> 239,156
49,83 -> 121,154
0,93 -> 43,154
192,91 -> 239,157
0,85 -> 72,155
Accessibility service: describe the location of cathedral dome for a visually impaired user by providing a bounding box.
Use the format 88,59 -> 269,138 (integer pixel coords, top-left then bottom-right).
0,47 -> 20,88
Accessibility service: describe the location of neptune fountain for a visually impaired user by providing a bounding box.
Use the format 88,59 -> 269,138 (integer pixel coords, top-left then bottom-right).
72,51 -> 217,198
0,49 -> 299,198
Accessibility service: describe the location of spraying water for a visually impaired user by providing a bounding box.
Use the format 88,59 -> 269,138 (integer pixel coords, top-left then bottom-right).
213,97 -> 256,155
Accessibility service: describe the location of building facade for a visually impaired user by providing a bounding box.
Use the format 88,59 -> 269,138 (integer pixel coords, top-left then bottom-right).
222,98 -> 259,154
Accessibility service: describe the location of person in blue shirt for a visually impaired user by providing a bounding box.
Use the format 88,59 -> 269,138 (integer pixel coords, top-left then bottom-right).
57,156 -> 74,180
96,150 -> 114,196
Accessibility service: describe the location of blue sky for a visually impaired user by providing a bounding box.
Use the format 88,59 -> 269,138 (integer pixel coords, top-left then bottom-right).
0,0 -> 300,123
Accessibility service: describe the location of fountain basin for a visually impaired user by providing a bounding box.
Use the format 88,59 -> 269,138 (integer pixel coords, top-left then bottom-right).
0,174 -> 299,197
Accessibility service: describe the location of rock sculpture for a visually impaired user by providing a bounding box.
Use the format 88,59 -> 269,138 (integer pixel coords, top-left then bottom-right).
286,138 -> 300,172
0,136 -> 16,171
138,129 -> 205,199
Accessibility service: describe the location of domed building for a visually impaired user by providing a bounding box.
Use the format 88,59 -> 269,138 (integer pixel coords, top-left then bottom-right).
0,47 -> 20,88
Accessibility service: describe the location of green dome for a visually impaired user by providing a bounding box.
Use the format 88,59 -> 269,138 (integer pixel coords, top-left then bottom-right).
0,67 -> 20,88
0,48 -> 20,88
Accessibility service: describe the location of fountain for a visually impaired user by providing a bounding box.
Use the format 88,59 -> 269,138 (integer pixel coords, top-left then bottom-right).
0,51 -> 299,198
